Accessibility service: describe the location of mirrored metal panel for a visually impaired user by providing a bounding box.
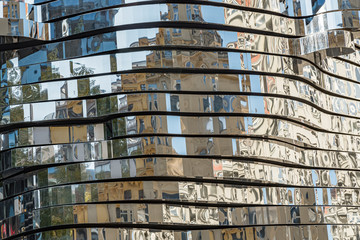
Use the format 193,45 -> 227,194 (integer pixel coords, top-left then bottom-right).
1,0 -> 360,239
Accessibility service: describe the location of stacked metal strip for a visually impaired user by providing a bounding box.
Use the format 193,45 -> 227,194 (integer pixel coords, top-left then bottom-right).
1,0 -> 360,239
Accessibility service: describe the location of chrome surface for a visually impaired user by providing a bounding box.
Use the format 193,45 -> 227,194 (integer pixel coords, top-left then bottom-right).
1,0 -> 360,239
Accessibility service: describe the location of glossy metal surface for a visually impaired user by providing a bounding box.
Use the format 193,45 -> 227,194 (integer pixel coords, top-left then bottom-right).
1,0 -> 360,239
10,226 -> 360,240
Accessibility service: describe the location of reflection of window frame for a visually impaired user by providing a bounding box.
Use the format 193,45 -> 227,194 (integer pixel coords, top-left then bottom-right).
193,5 -> 201,21
172,4 -> 179,20
10,20 -> 20,35
185,61 -> 194,68
172,28 -> 181,35
186,5 -> 192,20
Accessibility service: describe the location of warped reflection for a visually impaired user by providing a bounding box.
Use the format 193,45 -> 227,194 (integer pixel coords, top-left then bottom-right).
10,226 -> 360,240
4,180 -> 360,221
1,0 -> 360,239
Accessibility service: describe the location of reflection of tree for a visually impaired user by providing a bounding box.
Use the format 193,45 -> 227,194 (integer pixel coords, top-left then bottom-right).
51,205 -> 74,226
22,84 -> 40,103
110,96 -> 117,113
48,164 -> 82,188
41,66 -> 61,81
73,18 -> 84,34
18,128 -> 29,146
96,97 -> 109,116
48,48 -> 60,61
10,105 -> 24,122
67,164 -> 82,182
49,166 -> 66,185
51,207 -> 64,225
90,79 -> 100,95
0,88 -> 8,123
113,139 -> 128,157
110,55 -> 117,71
78,78 -> 90,97
40,207 -> 51,227
43,228 -> 73,239
71,62 -> 95,77
13,148 -> 29,166
112,118 -> 126,136
96,95 -> 117,116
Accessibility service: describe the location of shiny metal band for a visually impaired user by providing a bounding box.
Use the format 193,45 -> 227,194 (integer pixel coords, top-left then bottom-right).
0,115 -> 358,152
3,92 -> 360,137
3,180 -> 360,220
1,0 -> 360,239
3,203 -> 360,232
4,154 -> 360,195
1,3 -> 360,38
10,226 -> 360,240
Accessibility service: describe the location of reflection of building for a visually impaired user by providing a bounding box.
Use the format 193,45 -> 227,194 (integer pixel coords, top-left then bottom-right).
2,1 -> 360,239
120,4 -> 231,156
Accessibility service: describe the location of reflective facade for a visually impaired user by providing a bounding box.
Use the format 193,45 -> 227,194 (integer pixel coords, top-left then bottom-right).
1,0 -> 360,239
